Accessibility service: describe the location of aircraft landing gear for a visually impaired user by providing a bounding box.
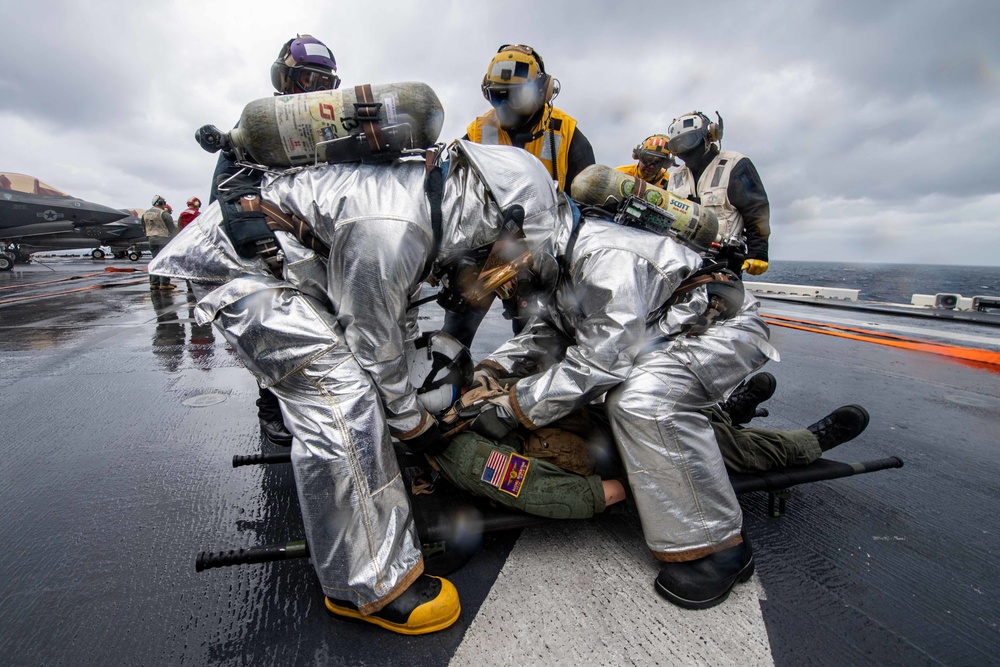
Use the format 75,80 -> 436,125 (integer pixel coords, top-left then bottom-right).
128,250 -> 141,262
91,248 -> 106,260
113,251 -> 126,260
0,252 -> 13,272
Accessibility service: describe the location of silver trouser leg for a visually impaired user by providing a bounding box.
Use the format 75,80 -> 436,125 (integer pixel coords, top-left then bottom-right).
605,314 -> 772,558
269,346 -> 423,612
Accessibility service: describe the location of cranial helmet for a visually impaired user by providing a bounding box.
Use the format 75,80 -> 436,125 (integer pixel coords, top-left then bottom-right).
632,134 -> 674,168
270,34 -> 340,94
151,195 -> 166,207
187,197 -> 201,208
481,44 -> 559,127
666,111 -> 724,156
407,331 -> 474,416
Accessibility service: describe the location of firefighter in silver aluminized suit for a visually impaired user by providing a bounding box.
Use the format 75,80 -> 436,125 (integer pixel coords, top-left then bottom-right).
147,140 -> 568,634
471,200 -> 780,611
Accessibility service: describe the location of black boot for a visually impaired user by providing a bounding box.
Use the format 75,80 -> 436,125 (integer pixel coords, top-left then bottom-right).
807,405 -> 870,451
259,418 -> 293,447
655,531 -> 755,610
722,373 -> 776,425
325,574 -> 461,635
256,386 -> 291,447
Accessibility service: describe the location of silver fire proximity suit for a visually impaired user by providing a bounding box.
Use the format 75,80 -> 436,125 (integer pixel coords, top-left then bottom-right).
481,215 -> 780,560
147,140 -> 566,612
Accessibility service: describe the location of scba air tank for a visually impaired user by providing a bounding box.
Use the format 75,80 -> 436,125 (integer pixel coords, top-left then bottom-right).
570,164 -> 719,250
227,82 -> 445,167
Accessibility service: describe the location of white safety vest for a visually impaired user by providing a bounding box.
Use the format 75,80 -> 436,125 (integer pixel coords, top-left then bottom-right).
669,150 -> 745,243
142,208 -> 173,239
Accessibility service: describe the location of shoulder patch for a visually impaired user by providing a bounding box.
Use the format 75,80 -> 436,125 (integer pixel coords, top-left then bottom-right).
481,450 -> 531,497
482,450 -> 509,487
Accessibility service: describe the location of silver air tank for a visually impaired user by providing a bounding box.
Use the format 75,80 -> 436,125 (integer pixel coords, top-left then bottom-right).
570,164 -> 720,250
226,82 -> 445,167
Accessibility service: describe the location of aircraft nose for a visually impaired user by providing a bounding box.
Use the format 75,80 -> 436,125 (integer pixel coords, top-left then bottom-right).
77,203 -> 130,226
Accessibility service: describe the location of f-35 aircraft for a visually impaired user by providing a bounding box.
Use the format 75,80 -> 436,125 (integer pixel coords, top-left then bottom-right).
0,172 -> 142,270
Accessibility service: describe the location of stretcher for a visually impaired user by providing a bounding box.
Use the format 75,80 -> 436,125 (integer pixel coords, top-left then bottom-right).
196,447 -> 903,574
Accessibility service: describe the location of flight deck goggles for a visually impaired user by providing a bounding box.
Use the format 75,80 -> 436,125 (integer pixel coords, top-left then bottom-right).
483,84 -> 541,113
288,65 -> 341,92
636,151 -> 672,169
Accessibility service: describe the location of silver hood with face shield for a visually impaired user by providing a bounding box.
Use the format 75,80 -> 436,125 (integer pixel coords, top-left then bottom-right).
438,140 -> 575,270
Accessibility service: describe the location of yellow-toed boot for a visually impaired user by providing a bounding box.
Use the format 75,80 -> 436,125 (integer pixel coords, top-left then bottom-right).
325,574 -> 461,635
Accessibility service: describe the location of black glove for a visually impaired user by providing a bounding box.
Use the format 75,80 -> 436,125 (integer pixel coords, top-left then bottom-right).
404,422 -> 451,457
469,397 -> 519,441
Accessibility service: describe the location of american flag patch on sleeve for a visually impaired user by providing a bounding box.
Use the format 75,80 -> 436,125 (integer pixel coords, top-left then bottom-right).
482,450 -> 509,487
481,450 -> 531,498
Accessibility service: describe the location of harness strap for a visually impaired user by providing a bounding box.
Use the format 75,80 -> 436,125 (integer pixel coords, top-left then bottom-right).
631,176 -> 648,199
422,147 -> 444,282
236,195 -> 283,279
668,274 -> 716,302
219,185 -> 282,277
258,200 -> 331,259
354,84 -> 387,155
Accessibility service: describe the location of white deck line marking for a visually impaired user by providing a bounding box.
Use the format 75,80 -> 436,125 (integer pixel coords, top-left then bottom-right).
451,518 -> 774,667
763,304 -> 1000,348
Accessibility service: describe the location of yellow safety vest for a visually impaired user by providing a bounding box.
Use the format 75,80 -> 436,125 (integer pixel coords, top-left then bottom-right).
467,106 -> 577,191
615,163 -> 671,189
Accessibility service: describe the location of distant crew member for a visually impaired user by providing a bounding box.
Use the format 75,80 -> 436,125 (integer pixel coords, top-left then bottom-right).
142,195 -> 177,291
178,197 -> 201,230
666,111 -> 771,276
616,134 -> 673,189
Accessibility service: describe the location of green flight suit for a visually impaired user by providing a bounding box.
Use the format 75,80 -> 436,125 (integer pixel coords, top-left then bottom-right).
707,406 -> 822,472
431,431 -> 606,520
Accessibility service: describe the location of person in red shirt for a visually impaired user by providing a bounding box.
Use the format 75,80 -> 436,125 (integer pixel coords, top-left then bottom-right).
178,197 -> 201,230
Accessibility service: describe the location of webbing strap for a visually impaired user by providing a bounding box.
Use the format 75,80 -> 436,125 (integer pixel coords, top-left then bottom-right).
422,147 -> 444,281
631,176 -> 648,199
258,201 -> 331,259
354,84 -> 387,154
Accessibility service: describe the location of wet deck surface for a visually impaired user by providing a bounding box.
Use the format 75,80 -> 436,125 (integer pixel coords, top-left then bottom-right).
1,258 -> 998,666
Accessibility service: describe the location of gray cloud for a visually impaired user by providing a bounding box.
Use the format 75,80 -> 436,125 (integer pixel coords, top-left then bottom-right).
1,0 -> 998,265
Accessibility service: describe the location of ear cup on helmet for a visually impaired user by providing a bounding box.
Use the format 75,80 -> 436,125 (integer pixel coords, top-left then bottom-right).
703,111 -> 724,143
540,74 -> 555,105
269,61 -> 285,92
271,38 -> 294,93
706,121 -> 722,143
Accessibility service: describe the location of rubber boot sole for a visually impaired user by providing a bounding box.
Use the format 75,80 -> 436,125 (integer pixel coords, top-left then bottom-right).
324,597 -> 461,636
654,556 -> 756,610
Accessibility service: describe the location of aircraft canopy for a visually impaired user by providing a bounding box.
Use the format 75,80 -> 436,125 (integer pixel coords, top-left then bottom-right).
0,173 -> 68,197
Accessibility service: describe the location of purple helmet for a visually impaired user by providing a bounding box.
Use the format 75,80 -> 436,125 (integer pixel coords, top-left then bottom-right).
270,35 -> 340,94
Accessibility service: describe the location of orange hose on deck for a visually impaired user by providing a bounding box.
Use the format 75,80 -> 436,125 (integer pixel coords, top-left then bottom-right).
763,315 -> 1000,367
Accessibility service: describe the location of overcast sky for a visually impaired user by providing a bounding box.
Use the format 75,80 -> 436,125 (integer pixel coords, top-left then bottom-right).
2,0 -> 998,265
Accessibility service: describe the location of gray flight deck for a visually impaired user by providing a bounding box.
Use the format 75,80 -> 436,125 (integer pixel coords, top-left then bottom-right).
1,258 -> 997,666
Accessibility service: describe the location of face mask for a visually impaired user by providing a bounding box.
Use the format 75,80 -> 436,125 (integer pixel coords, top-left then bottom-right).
495,101 -> 532,130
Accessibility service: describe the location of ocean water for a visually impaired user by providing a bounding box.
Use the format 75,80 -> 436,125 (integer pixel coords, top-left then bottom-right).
759,261 -> 1000,305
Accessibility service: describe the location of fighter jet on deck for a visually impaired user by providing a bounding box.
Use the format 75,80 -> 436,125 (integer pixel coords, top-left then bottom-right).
10,207 -> 150,261
0,172 -> 135,269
